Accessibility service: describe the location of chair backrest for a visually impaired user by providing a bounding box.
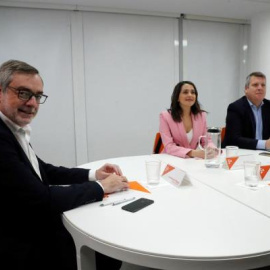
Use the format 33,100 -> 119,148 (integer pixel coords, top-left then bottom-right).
221,127 -> 226,143
153,132 -> 164,154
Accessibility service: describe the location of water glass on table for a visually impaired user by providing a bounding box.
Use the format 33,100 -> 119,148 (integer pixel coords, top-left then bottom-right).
244,160 -> 261,187
145,160 -> 161,185
226,146 -> 239,158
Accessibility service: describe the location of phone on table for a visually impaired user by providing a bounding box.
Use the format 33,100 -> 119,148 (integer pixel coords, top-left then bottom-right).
122,198 -> 154,213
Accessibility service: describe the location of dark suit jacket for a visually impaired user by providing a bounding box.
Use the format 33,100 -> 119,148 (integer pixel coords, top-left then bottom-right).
0,118 -> 104,270
222,96 -> 270,149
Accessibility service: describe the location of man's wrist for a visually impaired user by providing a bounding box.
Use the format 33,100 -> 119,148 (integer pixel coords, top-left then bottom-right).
88,169 -> 97,181
265,140 -> 270,150
96,180 -> 104,191
256,140 -> 266,150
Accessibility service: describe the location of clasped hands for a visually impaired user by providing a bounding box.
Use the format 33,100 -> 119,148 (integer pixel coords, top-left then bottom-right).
96,163 -> 129,194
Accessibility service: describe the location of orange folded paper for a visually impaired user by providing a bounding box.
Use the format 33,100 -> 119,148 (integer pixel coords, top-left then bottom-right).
104,181 -> 150,197
261,165 -> 270,179
129,181 -> 150,193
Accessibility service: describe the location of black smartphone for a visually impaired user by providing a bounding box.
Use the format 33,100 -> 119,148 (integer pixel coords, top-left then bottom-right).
259,152 -> 270,157
122,198 -> 154,213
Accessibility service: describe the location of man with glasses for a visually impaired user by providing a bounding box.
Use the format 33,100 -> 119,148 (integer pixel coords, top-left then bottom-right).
0,60 -> 128,270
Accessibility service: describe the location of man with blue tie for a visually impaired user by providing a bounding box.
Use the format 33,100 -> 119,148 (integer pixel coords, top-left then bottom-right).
0,59 -> 128,270
222,71 -> 270,150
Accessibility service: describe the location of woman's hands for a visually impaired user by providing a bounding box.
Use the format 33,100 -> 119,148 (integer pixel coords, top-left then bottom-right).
187,149 -> 205,159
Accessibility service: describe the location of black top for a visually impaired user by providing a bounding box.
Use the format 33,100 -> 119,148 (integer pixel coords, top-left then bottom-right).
0,117 -> 103,269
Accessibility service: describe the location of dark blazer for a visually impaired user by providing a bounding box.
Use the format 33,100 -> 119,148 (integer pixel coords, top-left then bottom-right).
0,118 -> 104,270
222,96 -> 270,149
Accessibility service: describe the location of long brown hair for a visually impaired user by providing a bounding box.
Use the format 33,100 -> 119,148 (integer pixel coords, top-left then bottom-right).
168,81 -> 205,122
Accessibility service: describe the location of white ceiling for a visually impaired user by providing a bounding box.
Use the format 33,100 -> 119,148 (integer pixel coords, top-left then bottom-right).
3,0 -> 270,20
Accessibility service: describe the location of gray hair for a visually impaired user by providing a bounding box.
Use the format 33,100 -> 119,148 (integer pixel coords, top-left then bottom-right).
245,71 -> 266,88
0,60 -> 42,92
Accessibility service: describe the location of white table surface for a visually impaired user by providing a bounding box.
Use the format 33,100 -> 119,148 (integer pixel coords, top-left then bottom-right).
156,149 -> 270,218
63,154 -> 270,270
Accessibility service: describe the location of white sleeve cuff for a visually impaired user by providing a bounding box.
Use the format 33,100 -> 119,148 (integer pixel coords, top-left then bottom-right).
89,169 -> 97,180
96,180 -> 104,191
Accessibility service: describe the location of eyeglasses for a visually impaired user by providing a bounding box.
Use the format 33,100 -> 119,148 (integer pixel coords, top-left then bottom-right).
7,86 -> 48,104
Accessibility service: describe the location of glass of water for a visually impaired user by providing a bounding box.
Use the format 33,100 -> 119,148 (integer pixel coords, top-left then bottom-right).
145,160 -> 161,185
244,160 -> 261,187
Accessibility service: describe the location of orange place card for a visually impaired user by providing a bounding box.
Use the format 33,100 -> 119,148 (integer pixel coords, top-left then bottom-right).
226,157 -> 238,169
162,164 -> 175,176
162,164 -> 190,187
129,181 -> 150,193
223,154 -> 254,170
260,165 -> 270,180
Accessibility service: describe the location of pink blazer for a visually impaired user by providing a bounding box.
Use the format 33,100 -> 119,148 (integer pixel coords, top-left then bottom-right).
159,110 -> 207,158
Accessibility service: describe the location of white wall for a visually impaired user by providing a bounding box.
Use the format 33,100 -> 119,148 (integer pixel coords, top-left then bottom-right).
0,7 -> 77,167
250,11 -> 270,99
182,19 -> 250,128
82,12 -> 179,161
0,6 -> 179,165
0,6 -> 250,166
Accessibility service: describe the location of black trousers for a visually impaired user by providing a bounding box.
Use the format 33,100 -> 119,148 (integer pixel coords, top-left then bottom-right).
2,225 -> 122,270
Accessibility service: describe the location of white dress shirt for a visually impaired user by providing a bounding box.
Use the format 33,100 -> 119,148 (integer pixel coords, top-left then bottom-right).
0,112 -> 42,180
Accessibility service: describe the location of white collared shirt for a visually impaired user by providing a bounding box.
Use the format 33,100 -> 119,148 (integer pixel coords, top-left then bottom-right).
0,112 -> 42,180
246,98 -> 265,149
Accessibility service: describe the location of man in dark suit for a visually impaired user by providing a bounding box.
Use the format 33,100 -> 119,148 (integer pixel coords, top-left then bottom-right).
0,60 -> 128,270
222,71 -> 270,150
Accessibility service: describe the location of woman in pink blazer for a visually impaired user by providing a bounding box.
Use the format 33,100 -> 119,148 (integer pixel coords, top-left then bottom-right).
159,81 -> 207,158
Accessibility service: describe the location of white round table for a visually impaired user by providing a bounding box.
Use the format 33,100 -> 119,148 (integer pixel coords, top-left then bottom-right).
63,153 -> 270,270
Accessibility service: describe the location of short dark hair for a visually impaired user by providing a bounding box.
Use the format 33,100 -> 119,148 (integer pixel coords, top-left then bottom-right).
245,71 -> 266,88
168,81 -> 205,122
0,60 -> 42,92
